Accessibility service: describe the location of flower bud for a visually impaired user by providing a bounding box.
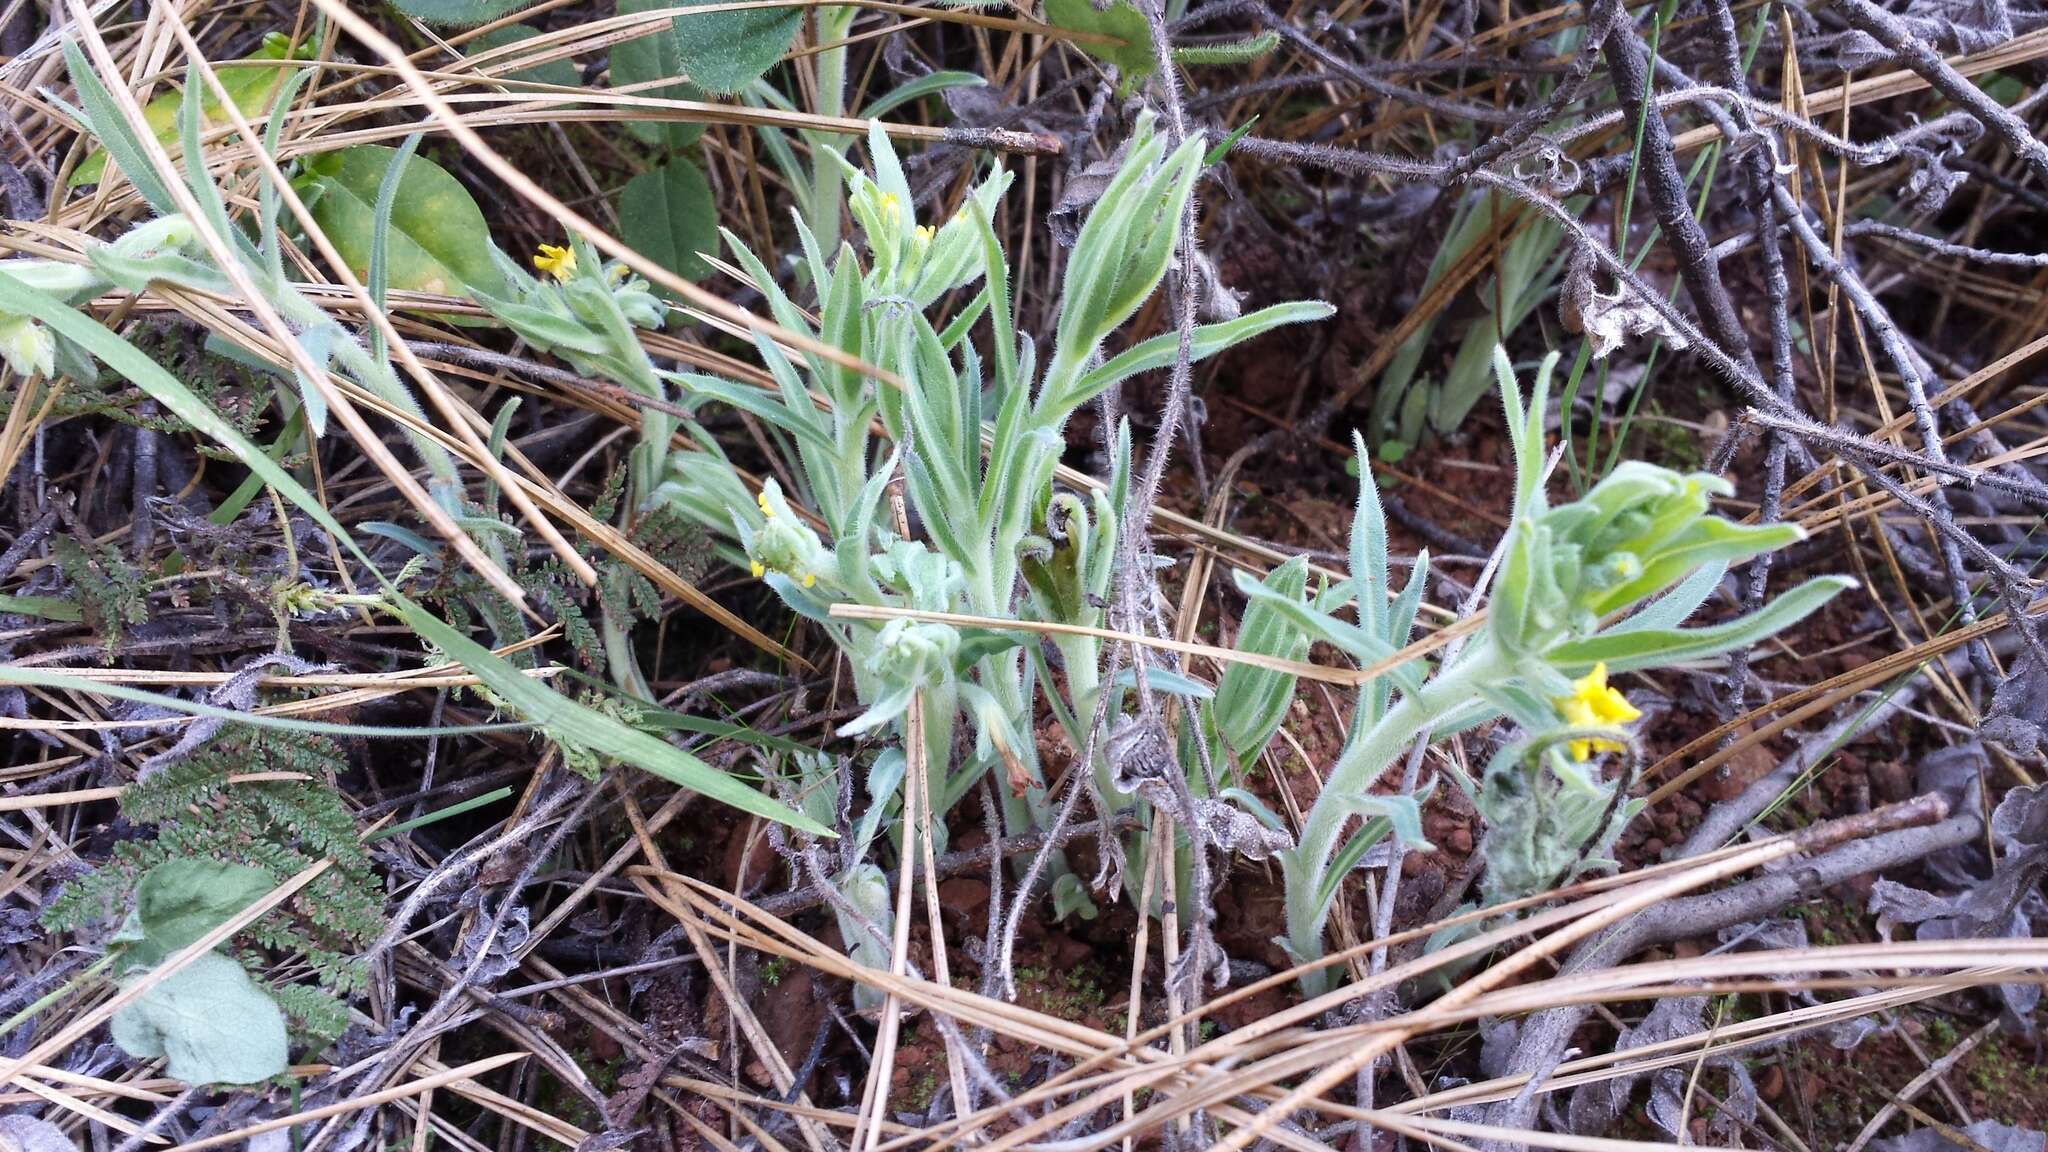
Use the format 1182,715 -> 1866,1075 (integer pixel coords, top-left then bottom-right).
0,315 -> 55,378
744,481 -> 831,590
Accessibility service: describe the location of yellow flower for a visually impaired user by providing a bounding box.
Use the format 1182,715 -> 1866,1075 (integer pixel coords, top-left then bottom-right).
801,571 -> 817,588
757,491 -> 774,517
877,192 -> 901,217
914,224 -> 935,243
533,243 -> 576,282
1554,662 -> 1641,761
750,560 -> 766,578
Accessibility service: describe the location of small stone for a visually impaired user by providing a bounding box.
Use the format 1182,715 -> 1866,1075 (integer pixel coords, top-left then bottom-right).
1758,1063 -> 1785,1102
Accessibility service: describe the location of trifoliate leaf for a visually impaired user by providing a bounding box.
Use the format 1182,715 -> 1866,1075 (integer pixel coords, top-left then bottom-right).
618,158 -> 717,297
111,952 -> 289,1085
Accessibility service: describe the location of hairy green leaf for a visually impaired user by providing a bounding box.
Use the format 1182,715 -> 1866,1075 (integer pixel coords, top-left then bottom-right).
390,598 -> 827,834
663,0 -> 802,94
1545,576 -> 1857,672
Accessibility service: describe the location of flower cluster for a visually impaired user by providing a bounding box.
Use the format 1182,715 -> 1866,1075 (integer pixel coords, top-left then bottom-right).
739,480 -> 830,591
846,170 -> 1006,306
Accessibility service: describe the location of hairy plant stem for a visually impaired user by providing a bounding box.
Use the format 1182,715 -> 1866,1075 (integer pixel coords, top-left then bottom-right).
805,5 -> 858,255
1282,644 -> 1504,993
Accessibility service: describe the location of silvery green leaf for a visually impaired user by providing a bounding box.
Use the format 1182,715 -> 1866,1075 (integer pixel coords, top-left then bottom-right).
670,371 -> 826,448
1115,664 -> 1213,700
855,751 -> 905,857
835,861 -> 894,1015
291,323 -> 340,439
1213,556 -> 1310,769
470,290 -> 610,356
86,247 -> 231,296
1605,559 -> 1726,635
1549,575 -> 1855,672
1064,301 -> 1334,410
1048,118 -> 1166,373
62,41 -> 178,214
1348,432 -> 1389,641
111,952 -> 288,1085
838,684 -> 915,737
717,227 -> 816,340
1219,786 -> 1288,833
114,859 -> 274,970
1388,547 -> 1428,651
1587,520 -> 1803,617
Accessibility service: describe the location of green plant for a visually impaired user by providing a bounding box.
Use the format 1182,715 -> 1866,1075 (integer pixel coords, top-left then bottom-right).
1274,349 -> 1853,992
643,115 -> 1327,843
1370,190 -> 1573,453
473,114 -> 1328,966
41,731 -> 384,1081
50,534 -> 150,656
28,42 -> 823,834
69,32 -> 313,188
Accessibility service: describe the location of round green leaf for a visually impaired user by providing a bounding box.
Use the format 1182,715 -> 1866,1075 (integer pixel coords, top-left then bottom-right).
111,952 -> 289,1085
113,858 -> 276,969
646,0 -> 801,96
295,144 -> 509,299
619,158 -> 717,298
613,0 -> 707,150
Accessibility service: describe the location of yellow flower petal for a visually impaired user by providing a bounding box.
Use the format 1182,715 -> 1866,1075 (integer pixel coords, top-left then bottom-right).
757,491 -> 774,517
533,243 -> 576,282
1554,662 -> 1639,760
750,560 -> 766,579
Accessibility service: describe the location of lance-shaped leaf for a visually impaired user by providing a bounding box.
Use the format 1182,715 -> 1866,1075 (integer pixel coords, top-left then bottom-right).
1546,576 -> 1857,673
